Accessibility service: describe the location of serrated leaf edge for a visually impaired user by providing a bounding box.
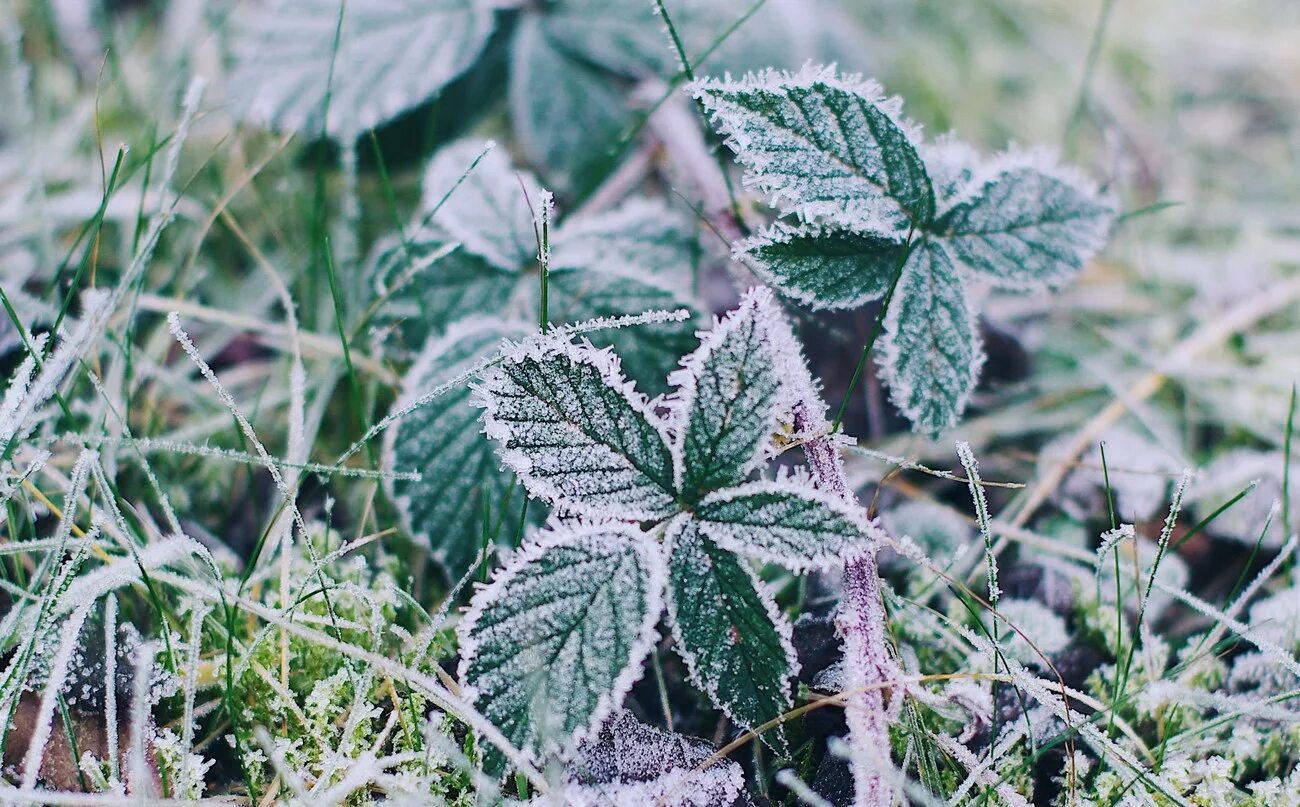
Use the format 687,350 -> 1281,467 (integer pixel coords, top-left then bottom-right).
734,222 -> 907,312
472,332 -> 677,520
382,316 -> 530,558
456,521 -> 668,758
934,147 -> 1117,291
662,515 -> 799,735
877,240 -> 988,438
695,478 -> 879,571
690,62 -> 928,227
665,287 -> 786,492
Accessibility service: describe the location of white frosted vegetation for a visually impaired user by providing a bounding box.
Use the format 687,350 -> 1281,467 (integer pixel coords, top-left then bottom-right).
365,137 -> 700,384
457,524 -> 666,772
231,0 -> 493,139
475,336 -> 678,521
462,288 -> 878,763
383,318 -> 530,574
697,63 -> 1115,437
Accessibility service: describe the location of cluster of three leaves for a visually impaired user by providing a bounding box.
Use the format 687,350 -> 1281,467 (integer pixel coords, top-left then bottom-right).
457,288 -> 878,772
692,65 -> 1116,437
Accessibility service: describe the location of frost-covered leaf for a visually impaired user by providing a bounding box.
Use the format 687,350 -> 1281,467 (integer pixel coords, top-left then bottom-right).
383,319 -> 530,575
458,524 -> 665,773
542,268 -> 699,394
694,480 -> 874,570
550,198 -> 697,283
692,64 -> 934,234
920,136 -> 981,205
879,239 -> 983,438
738,222 -> 908,310
937,151 -> 1114,289
231,0 -> 494,139
475,336 -> 677,519
422,140 -> 540,273
366,231 -> 516,350
534,709 -> 746,807
672,290 -> 783,497
666,517 -> 795,743
529,0 -> 668,77
510,17 -> 636,196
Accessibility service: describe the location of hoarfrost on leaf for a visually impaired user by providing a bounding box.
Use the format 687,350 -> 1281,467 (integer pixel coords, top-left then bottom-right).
549,198 -> 695,282
936,149 -> 1114,289
533,709 -> 745,807
692,64 -> 933,234
919,136 -> 981,205
665,517 -> 796,744
541,268 -> 699,397
879,239 -> 983,438
474,336 -> 677,520
231,0 -> 494,139
738,223 -> 908,310
369,140 -> 701,383
367,233 -> 516,351
671,289 -> 785,497
457,523 -> 666,774
420,140 -> 540,273
693,65 -> 1115,438
694,480 -> 874,571
383,318 -> 531,575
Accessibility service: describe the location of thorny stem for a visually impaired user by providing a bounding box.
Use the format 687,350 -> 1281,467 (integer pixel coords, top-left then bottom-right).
793,404 -> 896,807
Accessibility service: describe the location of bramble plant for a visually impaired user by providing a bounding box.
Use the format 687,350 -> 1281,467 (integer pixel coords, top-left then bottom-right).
4,2 -> 1299,805
459,288 -> 876,771
693,65 -> 1115,436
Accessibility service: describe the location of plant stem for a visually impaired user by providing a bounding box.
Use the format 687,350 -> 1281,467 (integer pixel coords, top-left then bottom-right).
794,404 -> 895,807
832,231 -> 915,434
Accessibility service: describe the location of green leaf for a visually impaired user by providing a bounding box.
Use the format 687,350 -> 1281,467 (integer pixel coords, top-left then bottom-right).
458,524 -> 665,774
532,0 -> 669,77
510,16 -> 637,196
937,152 -> 1114,289
673,291 -> 782,498
231,0 -> 494,139
383,319 -> 529,575
476,336 -> 678,520
692,64 -> 934,234
421,140 -> 540,273
551,198 -> 697,284
543,268 -> 699,395
739,223 -> 908,310
879,239 -> 983,438
365,231 -> 516,352
666,517 -> 795,745
694,481 -> 874,570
